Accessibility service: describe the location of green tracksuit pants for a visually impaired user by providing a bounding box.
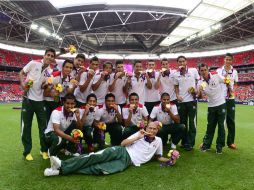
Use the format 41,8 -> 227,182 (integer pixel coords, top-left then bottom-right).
92,122 -> 123,149
202,103 -> 226,149
61,146 -> 132,175
44,100 -> 59,123
83,125 -> 94,146
226,99 -> 236,146
156,123 -> 185,146
177,101 -> 197,147
45,122 -> 77,156
21,97 -> 47,156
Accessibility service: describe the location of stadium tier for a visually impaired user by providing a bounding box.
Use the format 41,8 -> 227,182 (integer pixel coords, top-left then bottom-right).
0,49 -> 254,102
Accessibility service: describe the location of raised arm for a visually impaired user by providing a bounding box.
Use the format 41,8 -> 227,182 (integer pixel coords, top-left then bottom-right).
145,74 -> 152,89
121,131 -> 144,146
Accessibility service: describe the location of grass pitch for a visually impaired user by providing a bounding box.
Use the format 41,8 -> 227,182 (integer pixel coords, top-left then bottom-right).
0,103 -> 254,190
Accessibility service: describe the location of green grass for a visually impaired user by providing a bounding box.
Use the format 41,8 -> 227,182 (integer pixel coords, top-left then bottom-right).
0,103 -> 254,190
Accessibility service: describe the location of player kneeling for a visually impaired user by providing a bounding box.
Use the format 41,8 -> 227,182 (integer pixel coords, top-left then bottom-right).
150,93 -> 185,149
45,93 -> 84,157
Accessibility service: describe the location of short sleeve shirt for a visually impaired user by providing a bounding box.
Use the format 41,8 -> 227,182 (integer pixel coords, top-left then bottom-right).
23,59 -> 52,101
109,73 -> 127,104
122,104 -> 149,126
197,72 -> 225,107
45,106 -> 79,134
145,71 -> 160,102
216,66 -> 238,99
125,132 -> 163,166
174,67 -> 200,102
95,104 -> 122,124
150,103 -> 178,124
92,73 -> 113,105
74,70 -> 95,103
160,69 -> 177,101
128,74 -> 147,104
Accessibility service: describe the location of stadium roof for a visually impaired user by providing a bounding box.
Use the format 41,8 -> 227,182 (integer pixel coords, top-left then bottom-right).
0,0 -> 253,56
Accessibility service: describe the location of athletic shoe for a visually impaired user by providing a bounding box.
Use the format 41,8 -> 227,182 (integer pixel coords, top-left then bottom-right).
200,144 -> 208,152
216,147 -> 222,154
171,143 -> 176,150
40,151 -> 49,160
199,143 -> 211,151
72,153 -> 80,157
50,156 -> 61,170
228,144 -> 237,150
25,153 -> 33,161
44,168 -> 59,177
64,150 -> 72,156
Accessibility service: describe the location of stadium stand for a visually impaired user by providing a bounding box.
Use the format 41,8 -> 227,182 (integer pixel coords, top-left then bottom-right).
0,49 -> 254,102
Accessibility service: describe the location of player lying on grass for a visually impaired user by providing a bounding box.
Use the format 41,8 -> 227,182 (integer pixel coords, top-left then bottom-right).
44,121 -> 175,176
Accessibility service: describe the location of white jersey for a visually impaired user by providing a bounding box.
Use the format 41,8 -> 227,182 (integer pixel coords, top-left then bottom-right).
43,66 -> 54,102
74,70 -> 95,103
23,59 -> 52,101
197,72 -> 225,107
109,73 -> 127,105
44,106 -> 81,134
128,74 -> 147,104
122,104 -> 149,126
216,66 -> 238,99
51,71 -> 74,98
80,105 -> 98,126
126,132 -> 163,166
54,59 -> 64,72
145,71 -> 160,102
92,73 -> 112,105
150,103 -> 178,125
174,67 -> 200,103
160,69 -> 177,101
55,59 -> 77,78
95,104 -> 122,124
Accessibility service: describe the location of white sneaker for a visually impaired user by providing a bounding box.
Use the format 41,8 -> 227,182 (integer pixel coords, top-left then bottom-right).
44,168 -> 60,177
72,153 -> 80,157
171,143 -> 177,150
64,150 -> 72,156
50,156 -> 61,170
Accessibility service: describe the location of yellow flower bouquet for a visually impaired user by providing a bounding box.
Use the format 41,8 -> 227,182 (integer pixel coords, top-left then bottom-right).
71,129 -> 84,154
69,45 -> 76,54
53,83 -> 63,102
25,78 -> 33,90
71,129 -> 83,139
98,122 -> 107,130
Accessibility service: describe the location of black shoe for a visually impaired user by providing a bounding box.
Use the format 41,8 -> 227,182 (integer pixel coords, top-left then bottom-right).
200,145 -> 208,152
184,145 -> 193,151
216,147 -> 222,154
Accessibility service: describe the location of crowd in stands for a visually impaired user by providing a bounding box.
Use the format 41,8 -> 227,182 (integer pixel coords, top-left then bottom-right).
235,84 -> 254,102
0,71 -> 19,81
0,83 -> 23,102
0,49 -> 254,102
0,49 -> 42,67
0,49 -> 254,68
238,72 -> 254,82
